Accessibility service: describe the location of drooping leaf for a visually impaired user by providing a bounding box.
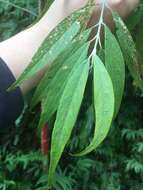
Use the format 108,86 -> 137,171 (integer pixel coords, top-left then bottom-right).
105,26 -> 125,116
112,12 -> 143,91
9,22 -> 80,90
9,1 -> 94,90
38,43 -> 89,128
75,55 -> 114,156
31,28 -> 91,108
48,60 -> 89,186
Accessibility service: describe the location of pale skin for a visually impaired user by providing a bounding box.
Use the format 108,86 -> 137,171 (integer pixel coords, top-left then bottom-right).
0,0 -> 139,94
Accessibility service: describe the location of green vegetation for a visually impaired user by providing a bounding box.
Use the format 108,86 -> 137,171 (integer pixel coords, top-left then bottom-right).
0,0 -> 143,189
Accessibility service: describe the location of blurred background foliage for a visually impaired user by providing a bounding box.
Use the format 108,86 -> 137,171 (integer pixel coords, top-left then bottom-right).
0,0 -> 143,189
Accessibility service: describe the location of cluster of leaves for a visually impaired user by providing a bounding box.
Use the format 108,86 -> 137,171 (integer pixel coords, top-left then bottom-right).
0,0 -> 143,189
9,0 -> 143,186
0,85 -> 143,190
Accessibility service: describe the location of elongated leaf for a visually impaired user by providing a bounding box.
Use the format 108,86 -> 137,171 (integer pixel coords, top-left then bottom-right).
105,26 -> 125,116
75,56 -> 114,156
9,22 -> 80,90
31,42 -> 80,108
112,12 -> 143,91
31,29 -> 91,108
38,43 -> 89,128
9,1 -> 94,90
48,60 -> 89,185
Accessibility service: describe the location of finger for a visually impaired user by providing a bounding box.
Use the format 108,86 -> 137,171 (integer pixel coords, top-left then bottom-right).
106,0 -> 139,18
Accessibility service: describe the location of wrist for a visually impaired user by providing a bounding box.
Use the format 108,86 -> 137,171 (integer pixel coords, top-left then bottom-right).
35,0 -> 89,35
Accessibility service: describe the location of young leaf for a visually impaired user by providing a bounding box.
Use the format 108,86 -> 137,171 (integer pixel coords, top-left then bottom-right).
105,26 -> 125,116
38,43 -> 89,128
9,22 -> 81,90
112,12 -> 143,92
75,55 -> 114,156
48,60 -> 89,185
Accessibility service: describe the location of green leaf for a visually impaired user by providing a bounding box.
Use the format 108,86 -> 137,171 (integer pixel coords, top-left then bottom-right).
38,43 -> 89,127
30,42 -> 80,108
31,29 -> 91,108
9,22 -> 81,90
112,12 -> 143,91
48,60 -> 89,185
75,56 -> 114,156
105,26 -> 125,116
9,0 -> 94,90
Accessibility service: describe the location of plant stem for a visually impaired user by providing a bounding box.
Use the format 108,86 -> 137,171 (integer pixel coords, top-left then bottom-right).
88,0 -> 106,68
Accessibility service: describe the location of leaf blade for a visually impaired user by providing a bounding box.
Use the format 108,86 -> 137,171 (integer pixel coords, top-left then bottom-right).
9,22 -> 81,90
105,26 -> 125,116
31,29 -> 91,108
48,60 -> 89,185
38,43 -> 89,127
113,12 -> 143,91
9,0 -> 94,90
75,55 -> 114,156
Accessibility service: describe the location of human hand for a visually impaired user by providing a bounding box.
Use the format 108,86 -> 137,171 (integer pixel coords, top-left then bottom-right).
0,0 -> 139,96
63,0 -> 139,18
104,0 -> 139,18
86,0 -> 139,28
39,0 -> 139,35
